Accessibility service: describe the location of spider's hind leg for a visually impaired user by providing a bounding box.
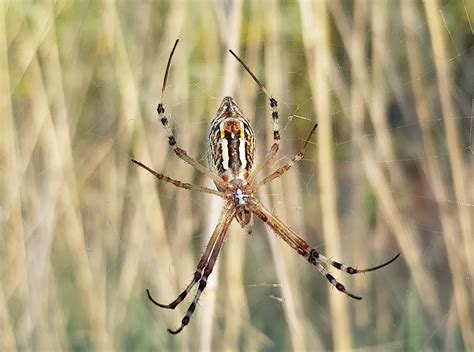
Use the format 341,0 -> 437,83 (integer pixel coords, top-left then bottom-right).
146,271 -> 201,309
308,249 -> 400,275
155,39 -> 224,188
313,262 -> 362,300
146,202 -> 235,315
249,199 -> 399,301
167,205 -> 236,334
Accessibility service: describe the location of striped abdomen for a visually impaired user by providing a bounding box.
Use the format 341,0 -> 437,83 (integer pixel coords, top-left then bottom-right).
208,97 -> 255,182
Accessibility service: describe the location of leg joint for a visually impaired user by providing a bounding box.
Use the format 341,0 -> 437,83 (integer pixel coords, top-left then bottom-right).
308,249 -> 319,264
193,271 -> 202,280
168,136 -> 177,146
157,103 -> 165,114
198,279 -> 207,290
182,316 -> 190,325
347,267 -> 356,274
269,98 -> 277,108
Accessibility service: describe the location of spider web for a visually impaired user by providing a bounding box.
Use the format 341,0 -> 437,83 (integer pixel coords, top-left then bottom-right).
4,0 -> 472,350
177,2 -> 469,349
132,4 -> 472,348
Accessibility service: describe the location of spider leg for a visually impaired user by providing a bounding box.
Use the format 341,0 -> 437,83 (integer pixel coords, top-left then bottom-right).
146,273 -> 200,309
228,49 -> 280,175
248,97 -> 281,182
227,50 -> 282,181
156,40 -> 225,188
308,249 -> 401,275
167,204 -> 237,334
315,262 -> 361,300
249,199 -> 398,300
146,202 -> 235,312
158,105 -> 224,187
131,159 -> 223,197
255,123 -> 318,188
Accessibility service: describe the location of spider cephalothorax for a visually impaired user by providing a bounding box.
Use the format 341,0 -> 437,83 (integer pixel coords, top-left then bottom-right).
131,39 -> 399,334
223,178 -> 255,228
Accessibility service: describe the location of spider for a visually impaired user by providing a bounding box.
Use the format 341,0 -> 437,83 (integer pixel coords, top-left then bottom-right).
132,39 -> 400,334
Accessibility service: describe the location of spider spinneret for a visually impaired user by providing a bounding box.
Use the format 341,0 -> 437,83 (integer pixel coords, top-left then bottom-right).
131,39 -> 400,335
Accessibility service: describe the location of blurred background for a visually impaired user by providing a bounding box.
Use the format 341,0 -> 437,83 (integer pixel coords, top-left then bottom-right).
1,0 -> 472,350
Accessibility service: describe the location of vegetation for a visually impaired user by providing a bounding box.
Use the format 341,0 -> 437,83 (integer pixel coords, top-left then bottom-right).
1,0 -> 472,350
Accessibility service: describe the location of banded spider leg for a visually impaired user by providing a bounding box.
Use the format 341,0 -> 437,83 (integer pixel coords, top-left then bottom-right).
146,202 -> 236,334
132,39 -> 400,335
249,198 -> 400,300
228,50 -> 281,181
157,39 -> 225,189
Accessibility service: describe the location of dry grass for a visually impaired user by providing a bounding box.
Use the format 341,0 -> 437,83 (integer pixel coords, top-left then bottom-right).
1,0 -> 472,350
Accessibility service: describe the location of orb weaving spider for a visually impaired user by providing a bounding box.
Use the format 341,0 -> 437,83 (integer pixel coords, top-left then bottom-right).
132,39 -> 400,334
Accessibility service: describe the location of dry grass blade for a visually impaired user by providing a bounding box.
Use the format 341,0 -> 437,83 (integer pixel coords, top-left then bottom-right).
300,0 -> 353,349
1,1 -> 471,350
423,1 -> 474,349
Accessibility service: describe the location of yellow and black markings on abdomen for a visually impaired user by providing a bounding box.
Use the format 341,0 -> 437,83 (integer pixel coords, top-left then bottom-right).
208,97 -> 255,180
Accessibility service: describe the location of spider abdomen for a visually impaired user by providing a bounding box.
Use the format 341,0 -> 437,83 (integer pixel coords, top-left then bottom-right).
208,97 -> 255,181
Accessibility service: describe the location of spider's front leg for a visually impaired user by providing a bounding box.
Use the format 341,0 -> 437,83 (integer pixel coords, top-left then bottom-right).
156,39 -> 225,188
227,49 -> 281,181
248,97 -> 281,181
249,199 -> 399,300
158,102 -> 222,186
